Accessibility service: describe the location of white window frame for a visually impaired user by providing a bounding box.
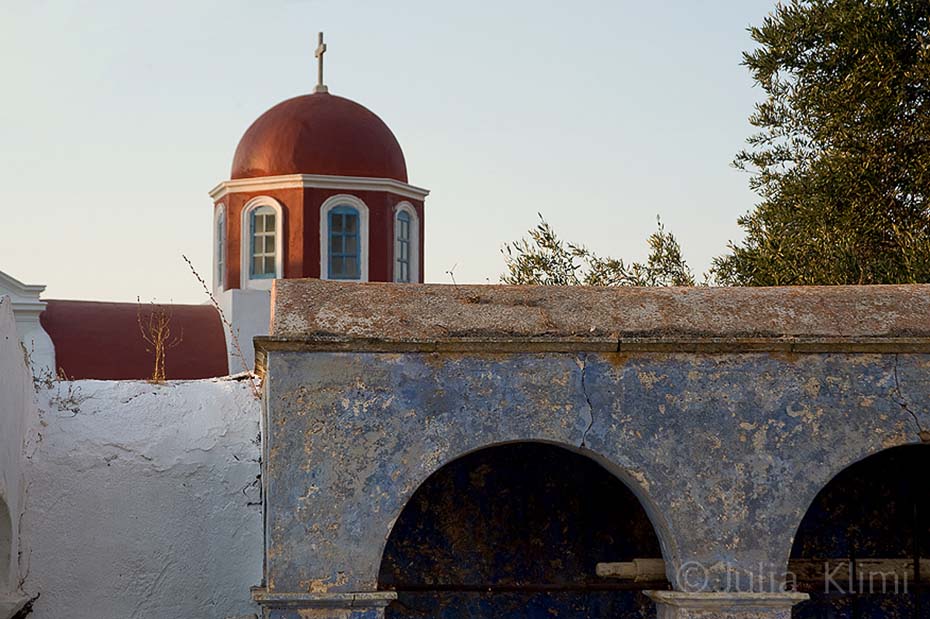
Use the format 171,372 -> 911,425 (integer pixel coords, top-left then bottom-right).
214,203 -> 227,291
393,201 -> 420,283
320,194 -> 370,282
240,196 -> 285,290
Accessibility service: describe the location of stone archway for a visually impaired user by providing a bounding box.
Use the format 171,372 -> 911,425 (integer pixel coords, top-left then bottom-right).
377,442 -> 668,619
790,445 -> 930,619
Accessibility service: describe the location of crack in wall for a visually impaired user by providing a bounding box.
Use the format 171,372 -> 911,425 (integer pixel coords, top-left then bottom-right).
16,494 -> 31,593
578,353 -> 595,449
890,353 -> 926,438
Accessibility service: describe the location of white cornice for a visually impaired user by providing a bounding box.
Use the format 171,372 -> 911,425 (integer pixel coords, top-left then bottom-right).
209,174 -> 430,202
0,270 -> 46,315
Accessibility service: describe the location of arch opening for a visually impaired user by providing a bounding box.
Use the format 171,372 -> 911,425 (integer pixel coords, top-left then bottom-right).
378,442 -> 667,619
790,445 -> 930,618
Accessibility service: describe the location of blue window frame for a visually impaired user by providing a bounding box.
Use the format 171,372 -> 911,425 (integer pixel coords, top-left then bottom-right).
395,210 -> 411,283
216,210 -> 226,287
250,206 -> 277,279
328,206 -> 360,280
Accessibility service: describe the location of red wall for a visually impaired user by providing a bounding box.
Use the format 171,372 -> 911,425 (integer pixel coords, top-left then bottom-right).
216,187 -> 424,289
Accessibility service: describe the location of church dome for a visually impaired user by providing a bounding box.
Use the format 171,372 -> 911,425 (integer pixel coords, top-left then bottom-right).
231,92 -> 408,182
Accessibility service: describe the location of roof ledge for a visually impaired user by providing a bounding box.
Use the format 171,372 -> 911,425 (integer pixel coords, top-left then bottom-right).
261,279 -> 930,355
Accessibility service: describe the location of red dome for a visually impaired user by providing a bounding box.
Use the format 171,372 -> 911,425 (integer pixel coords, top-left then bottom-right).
231,93 -> 407,182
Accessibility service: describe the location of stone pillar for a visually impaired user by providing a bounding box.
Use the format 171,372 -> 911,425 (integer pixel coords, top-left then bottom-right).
252,590 -> 397,619
645,591 -> 809,619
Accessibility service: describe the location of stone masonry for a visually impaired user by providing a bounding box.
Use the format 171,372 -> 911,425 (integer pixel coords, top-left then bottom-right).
253,280 -> 930,619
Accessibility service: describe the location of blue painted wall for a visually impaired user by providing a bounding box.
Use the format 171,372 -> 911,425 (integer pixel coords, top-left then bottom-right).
260,350 -> 930,617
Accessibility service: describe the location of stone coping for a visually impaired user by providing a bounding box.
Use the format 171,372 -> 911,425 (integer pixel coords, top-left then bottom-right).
263,279 -> 930,353
644,591 -> 810,609
250,588 -> 397,609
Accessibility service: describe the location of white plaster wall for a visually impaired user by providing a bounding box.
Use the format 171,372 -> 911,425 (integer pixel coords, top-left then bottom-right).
215,288 -> 270,372
16,319 -> 54,378
0,271 -> 55,376
0,297 -> 35,616
23,376 -> 263,619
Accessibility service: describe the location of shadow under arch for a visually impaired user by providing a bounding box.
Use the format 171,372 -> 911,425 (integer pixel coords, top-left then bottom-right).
789,444 -> 930,618
377,441 -> 671,619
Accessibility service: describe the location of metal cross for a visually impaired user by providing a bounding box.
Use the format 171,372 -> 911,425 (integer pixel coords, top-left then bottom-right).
314,32 -> 328,93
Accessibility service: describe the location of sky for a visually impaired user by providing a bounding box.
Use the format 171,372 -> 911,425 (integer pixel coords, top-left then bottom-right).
0,0 -> 775,303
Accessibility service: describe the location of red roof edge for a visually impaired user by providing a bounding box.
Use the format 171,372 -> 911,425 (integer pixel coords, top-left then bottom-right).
41,300 -> 229,380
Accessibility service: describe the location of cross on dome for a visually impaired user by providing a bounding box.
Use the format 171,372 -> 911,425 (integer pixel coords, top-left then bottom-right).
314,32 -> 328,94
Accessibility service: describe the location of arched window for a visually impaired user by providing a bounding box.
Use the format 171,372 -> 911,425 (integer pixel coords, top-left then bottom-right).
394,202 -> 419,283
320,195 -> 369,281
395,211 -> 411,283
250,205 -> 277,279
239,196 -> 284,289
328,206 -> 361,280
215,206 -> 226,290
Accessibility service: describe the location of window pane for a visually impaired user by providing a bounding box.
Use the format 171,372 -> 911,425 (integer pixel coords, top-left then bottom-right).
267,214 -> 277,233
265,235 -> 276,253
345,235 -> 357,255
400,262 -> 409,282
331,234 -> 343,254
331,256 -> 344,276
345,214 -> 358,234
252,257 -> 262,275
263,256 -> 275,275
345,256 -> 358,278
331,213 -> 343,233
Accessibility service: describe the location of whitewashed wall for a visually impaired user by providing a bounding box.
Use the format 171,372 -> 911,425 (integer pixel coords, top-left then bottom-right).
215,288 -> 270,373
23,376 -> 263,619
0,297 -> 35,617
0,271 -> 54,377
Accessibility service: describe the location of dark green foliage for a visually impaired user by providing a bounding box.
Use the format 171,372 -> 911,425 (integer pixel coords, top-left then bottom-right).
712,0 -> 930,285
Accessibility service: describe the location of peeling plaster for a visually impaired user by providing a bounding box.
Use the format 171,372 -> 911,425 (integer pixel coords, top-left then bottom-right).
262,349 -> 930,597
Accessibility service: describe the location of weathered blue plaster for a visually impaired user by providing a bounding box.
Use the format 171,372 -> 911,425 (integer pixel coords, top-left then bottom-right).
261,350 -> 929,597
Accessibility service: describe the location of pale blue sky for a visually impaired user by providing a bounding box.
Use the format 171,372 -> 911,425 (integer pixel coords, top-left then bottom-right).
0,0 -> 773,303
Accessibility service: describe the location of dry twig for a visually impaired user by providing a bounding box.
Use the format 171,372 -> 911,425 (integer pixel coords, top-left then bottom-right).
182,254 -> 261,399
